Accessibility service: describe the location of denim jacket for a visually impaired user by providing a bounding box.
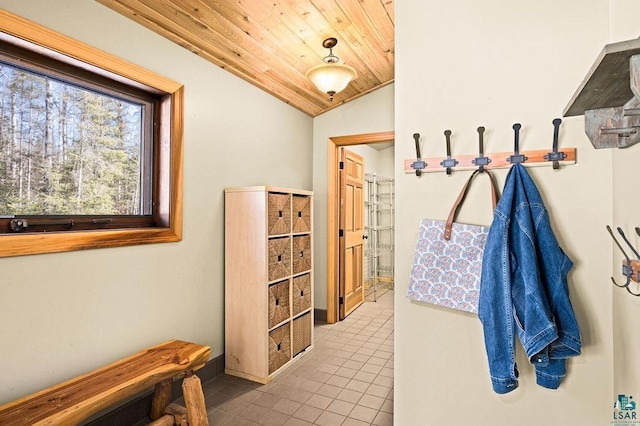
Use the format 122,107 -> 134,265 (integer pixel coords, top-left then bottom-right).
478,164 -> 581,394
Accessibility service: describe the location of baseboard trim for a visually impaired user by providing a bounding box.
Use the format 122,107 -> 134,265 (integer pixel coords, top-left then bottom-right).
314,308 -> 327,323
85,353 -> 224,425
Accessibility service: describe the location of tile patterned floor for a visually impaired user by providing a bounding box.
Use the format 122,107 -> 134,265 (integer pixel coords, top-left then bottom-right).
197,290 -> 394,426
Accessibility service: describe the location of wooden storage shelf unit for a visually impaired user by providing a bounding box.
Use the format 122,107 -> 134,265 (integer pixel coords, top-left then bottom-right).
225,186 -> 314,383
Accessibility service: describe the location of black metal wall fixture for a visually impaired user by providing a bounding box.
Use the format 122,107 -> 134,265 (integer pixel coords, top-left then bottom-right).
607,225 -> 640,296
407,119 -> 576,175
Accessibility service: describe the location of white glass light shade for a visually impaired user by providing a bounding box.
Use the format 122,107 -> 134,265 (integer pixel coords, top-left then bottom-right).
306,63 -> 356,96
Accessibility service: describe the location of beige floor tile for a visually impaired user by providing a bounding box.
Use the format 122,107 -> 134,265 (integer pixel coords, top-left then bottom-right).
317,383 -> 343,398
326,399 -> 356,416
345,379 -> 370,393
380,398 -> 393,414
297,379 -> 322,393
358,394 -> 385,410
373,410 -> 393,426
283,418 -> 313,426
336,388 -> 364,404
348,405 -> 378,423
342,417 -> 370,426
366,384 -> 392,399
272,398 -> 303,416
353,371 -> 377,383
315,410 -> 347,426
259,410 -> 291,426
292,404 -> 323,423
305,393 -> 332,410
325,374 -> 351,388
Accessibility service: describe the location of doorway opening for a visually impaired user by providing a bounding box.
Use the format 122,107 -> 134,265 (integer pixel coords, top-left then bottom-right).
326,131 -> 395,324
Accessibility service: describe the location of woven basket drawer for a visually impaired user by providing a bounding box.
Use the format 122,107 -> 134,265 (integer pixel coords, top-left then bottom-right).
292,235 -> 312,274
292,195 -> 311,233
268,237 -> 291,281
269,280 -> 291,329
269,322 -> 291,374
268,193 -> 291,236
292,313 -> 312,356
292,274 -> 312,316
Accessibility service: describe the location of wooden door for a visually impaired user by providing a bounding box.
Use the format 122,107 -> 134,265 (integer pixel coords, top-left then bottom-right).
339,148 -> 365,319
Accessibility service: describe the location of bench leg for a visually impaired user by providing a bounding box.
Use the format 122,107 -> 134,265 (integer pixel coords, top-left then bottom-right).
147,414 -> 174,426
182,373 -> 209,426
151,379 -> 173,420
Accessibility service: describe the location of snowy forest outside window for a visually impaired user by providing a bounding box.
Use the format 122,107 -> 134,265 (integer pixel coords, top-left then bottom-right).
0,10 -> 183,257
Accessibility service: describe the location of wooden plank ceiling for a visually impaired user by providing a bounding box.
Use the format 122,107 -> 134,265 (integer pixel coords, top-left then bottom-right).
96,0 -> 395,117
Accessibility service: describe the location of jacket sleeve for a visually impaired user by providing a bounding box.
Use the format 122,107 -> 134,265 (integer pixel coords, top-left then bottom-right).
478,214 -> 519,394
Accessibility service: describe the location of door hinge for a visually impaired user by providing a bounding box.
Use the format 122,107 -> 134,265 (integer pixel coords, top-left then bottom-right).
339,161 -> 344,170
339,297 -> 344,305
339,229 -> 344,237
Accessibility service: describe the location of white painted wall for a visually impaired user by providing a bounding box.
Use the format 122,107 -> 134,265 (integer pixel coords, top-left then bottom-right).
395,0 -> 630,424
312,84 -> 394,310
0,0 -> 312,403
377,146 -> 394,178
345,144 -> 394,180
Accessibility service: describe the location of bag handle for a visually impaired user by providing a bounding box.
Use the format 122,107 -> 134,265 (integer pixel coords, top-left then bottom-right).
444,169 -> 499,240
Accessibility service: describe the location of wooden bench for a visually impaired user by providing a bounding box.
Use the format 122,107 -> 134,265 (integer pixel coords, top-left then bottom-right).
0,339 -> 211,426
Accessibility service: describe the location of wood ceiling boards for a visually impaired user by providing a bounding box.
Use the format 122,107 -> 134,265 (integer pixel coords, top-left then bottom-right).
96,0 -> 395,117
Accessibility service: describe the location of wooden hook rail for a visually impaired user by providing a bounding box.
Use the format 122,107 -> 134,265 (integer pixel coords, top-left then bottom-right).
406,120 -> 577,174
404,147 -> 577,174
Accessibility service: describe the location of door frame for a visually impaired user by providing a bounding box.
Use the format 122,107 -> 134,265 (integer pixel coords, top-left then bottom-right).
327,131 -> 395,324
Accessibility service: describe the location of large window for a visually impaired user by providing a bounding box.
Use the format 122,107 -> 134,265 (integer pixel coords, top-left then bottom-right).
0,10 -> 183,257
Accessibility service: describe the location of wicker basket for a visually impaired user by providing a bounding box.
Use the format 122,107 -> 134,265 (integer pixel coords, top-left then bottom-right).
268,322 -> 291,374
292,195 -> 311,233
292,313 -> 312,356
269,280 -> 290,329
292,274 -> 311,316
292,235 -> 311,274
268,237 -> 291,281
268,193 -> 291,236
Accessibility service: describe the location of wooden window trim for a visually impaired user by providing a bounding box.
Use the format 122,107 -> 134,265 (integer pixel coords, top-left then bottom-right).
0,10 -> 183,257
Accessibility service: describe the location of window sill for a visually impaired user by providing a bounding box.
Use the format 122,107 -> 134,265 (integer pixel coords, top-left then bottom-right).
0,227 -> 182,257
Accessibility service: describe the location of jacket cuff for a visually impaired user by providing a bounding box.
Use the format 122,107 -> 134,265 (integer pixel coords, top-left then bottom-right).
535,358 -> 566,390
491,377 -> 519,394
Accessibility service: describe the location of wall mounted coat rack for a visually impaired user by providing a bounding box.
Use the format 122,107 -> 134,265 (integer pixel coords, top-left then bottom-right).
607,225 -> 640,296
405,119 -> 577,175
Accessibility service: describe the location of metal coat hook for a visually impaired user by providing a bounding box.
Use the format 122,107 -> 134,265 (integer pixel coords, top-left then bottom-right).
472,126 -> 491,172
607,225 -> 633,288
607,225 -> 640,295
507,123 -> 528,164
440,130 -> 458,175
411,133 -> 426,176
617,227 -> 640,260
544,118 -> 567,169
636,227 -> 640,238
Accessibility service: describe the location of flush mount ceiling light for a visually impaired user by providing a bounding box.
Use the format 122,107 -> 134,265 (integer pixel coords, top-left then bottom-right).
306,37 -> 357,101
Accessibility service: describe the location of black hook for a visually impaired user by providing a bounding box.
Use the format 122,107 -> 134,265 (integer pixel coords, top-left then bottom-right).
606,225 -> 633,288
544,118 -> 567,169
617,227 -> 640,260
507,123 -> 527,164
472,126 -> 491,172
439,130 -> 458,175
636,227 -> 640,238
411,133 -> 426,176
